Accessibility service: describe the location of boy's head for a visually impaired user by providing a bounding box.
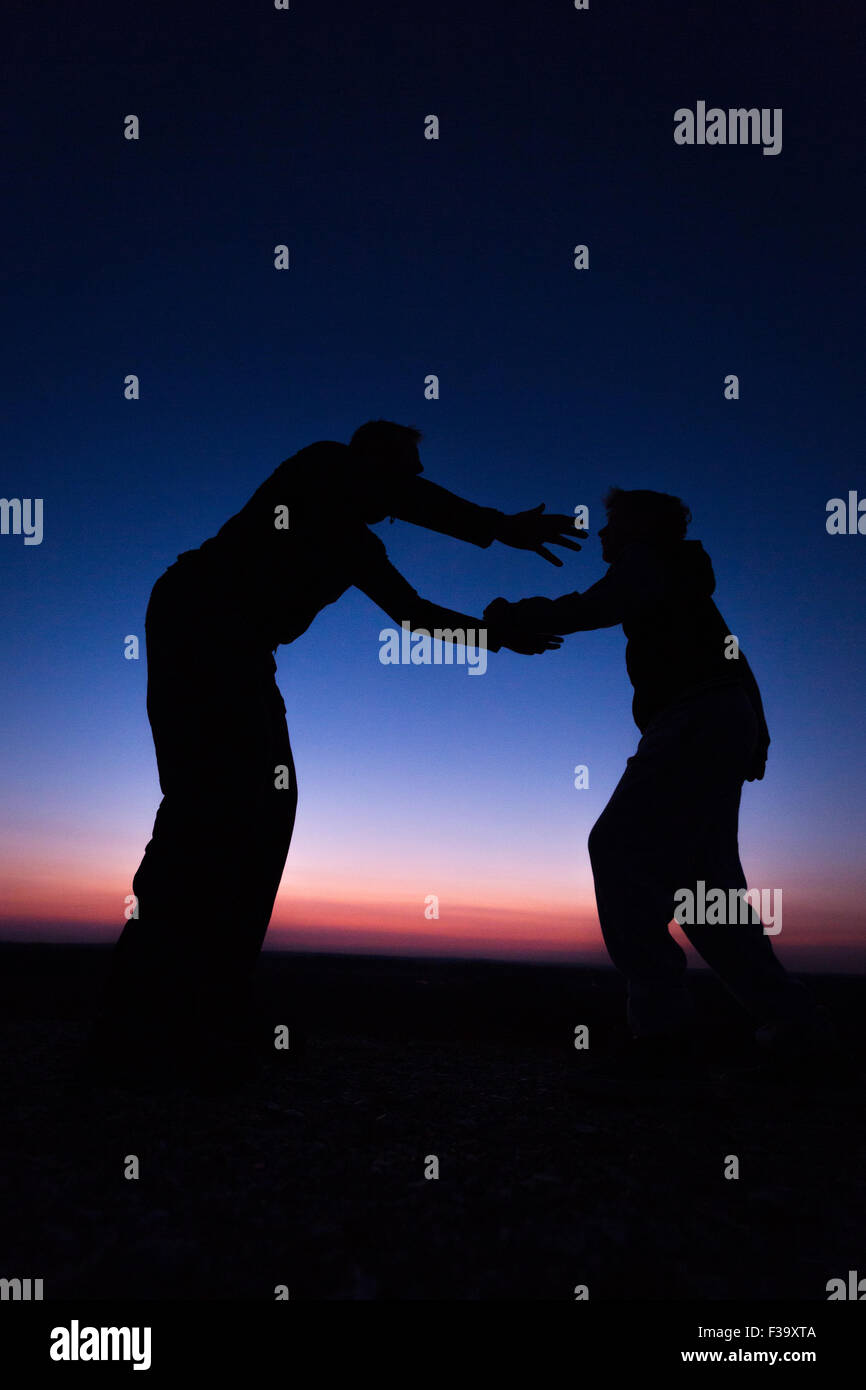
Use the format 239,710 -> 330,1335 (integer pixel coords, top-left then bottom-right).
348,420 -> 423,521
598,486 -> 691,563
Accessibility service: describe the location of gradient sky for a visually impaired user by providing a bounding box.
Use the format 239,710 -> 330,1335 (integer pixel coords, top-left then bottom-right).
2,1 -> 864,970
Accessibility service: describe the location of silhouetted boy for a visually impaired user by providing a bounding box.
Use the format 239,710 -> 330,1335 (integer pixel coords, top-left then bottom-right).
487,487 -> 834,1066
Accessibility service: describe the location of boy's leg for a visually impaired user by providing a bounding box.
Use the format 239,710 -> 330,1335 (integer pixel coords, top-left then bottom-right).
588,713 -> 695,1037
590,683 -> 814,1041
662,690 -> 814,1031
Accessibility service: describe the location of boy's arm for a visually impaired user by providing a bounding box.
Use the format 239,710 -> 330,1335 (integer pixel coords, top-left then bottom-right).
485,566 -> 631,634
738,652 -> 771,780
710,600 -> 771,779
484,542 -> 672,632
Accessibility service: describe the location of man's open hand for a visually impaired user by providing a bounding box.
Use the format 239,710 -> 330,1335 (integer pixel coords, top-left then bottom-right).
497,504 -> 588,567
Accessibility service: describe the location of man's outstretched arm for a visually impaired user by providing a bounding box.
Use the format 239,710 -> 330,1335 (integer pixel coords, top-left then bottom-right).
355,538 -> 562,655
389,476 -> 586,567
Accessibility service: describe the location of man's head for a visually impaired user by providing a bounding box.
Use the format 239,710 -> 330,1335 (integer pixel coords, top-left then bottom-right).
598,486 -> 691,563
348,420 -> 423,521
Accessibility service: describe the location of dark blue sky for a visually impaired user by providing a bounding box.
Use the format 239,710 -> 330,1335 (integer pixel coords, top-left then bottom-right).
2,0 -> 864,965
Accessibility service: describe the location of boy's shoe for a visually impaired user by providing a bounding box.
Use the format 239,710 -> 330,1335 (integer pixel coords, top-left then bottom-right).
753,1004 -> 841,1061
714,1009 -> 854,1092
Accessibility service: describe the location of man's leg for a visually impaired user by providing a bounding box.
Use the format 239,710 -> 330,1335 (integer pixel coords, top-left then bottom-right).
102,717 -> 296,1072
95,563 -> 297,1075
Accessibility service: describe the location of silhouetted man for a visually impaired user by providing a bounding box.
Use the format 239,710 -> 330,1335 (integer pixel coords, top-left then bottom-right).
93,421 -> 575,1083
486,487 -> 832,1066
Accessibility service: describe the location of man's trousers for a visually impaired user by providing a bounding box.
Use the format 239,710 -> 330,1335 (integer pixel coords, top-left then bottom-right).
101,552 -> 297,1061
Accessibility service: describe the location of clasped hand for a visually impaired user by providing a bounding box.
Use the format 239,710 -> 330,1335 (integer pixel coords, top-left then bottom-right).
483,596 -> 563,655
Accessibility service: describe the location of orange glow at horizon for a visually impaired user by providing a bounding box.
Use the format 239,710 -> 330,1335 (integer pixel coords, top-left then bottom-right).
1,879 -> 864,972
1,847 -> 864,970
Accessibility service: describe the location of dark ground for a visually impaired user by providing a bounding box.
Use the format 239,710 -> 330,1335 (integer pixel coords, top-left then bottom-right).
0,943 -> 862,1301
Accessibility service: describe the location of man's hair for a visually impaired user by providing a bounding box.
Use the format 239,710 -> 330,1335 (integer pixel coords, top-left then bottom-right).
603,486 -> 691,542
349,420 -> 423,466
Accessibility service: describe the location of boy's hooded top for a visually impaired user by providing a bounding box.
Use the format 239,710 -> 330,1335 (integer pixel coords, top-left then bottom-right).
498,539 -> 769,749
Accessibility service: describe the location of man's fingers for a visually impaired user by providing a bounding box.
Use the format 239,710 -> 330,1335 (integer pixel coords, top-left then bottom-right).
544,514 -> 589,536
551,536 -> 584,552
535,545 -> 563,567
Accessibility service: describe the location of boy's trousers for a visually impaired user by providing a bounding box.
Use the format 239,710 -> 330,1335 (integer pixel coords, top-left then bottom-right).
588,683 -> 808,1037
